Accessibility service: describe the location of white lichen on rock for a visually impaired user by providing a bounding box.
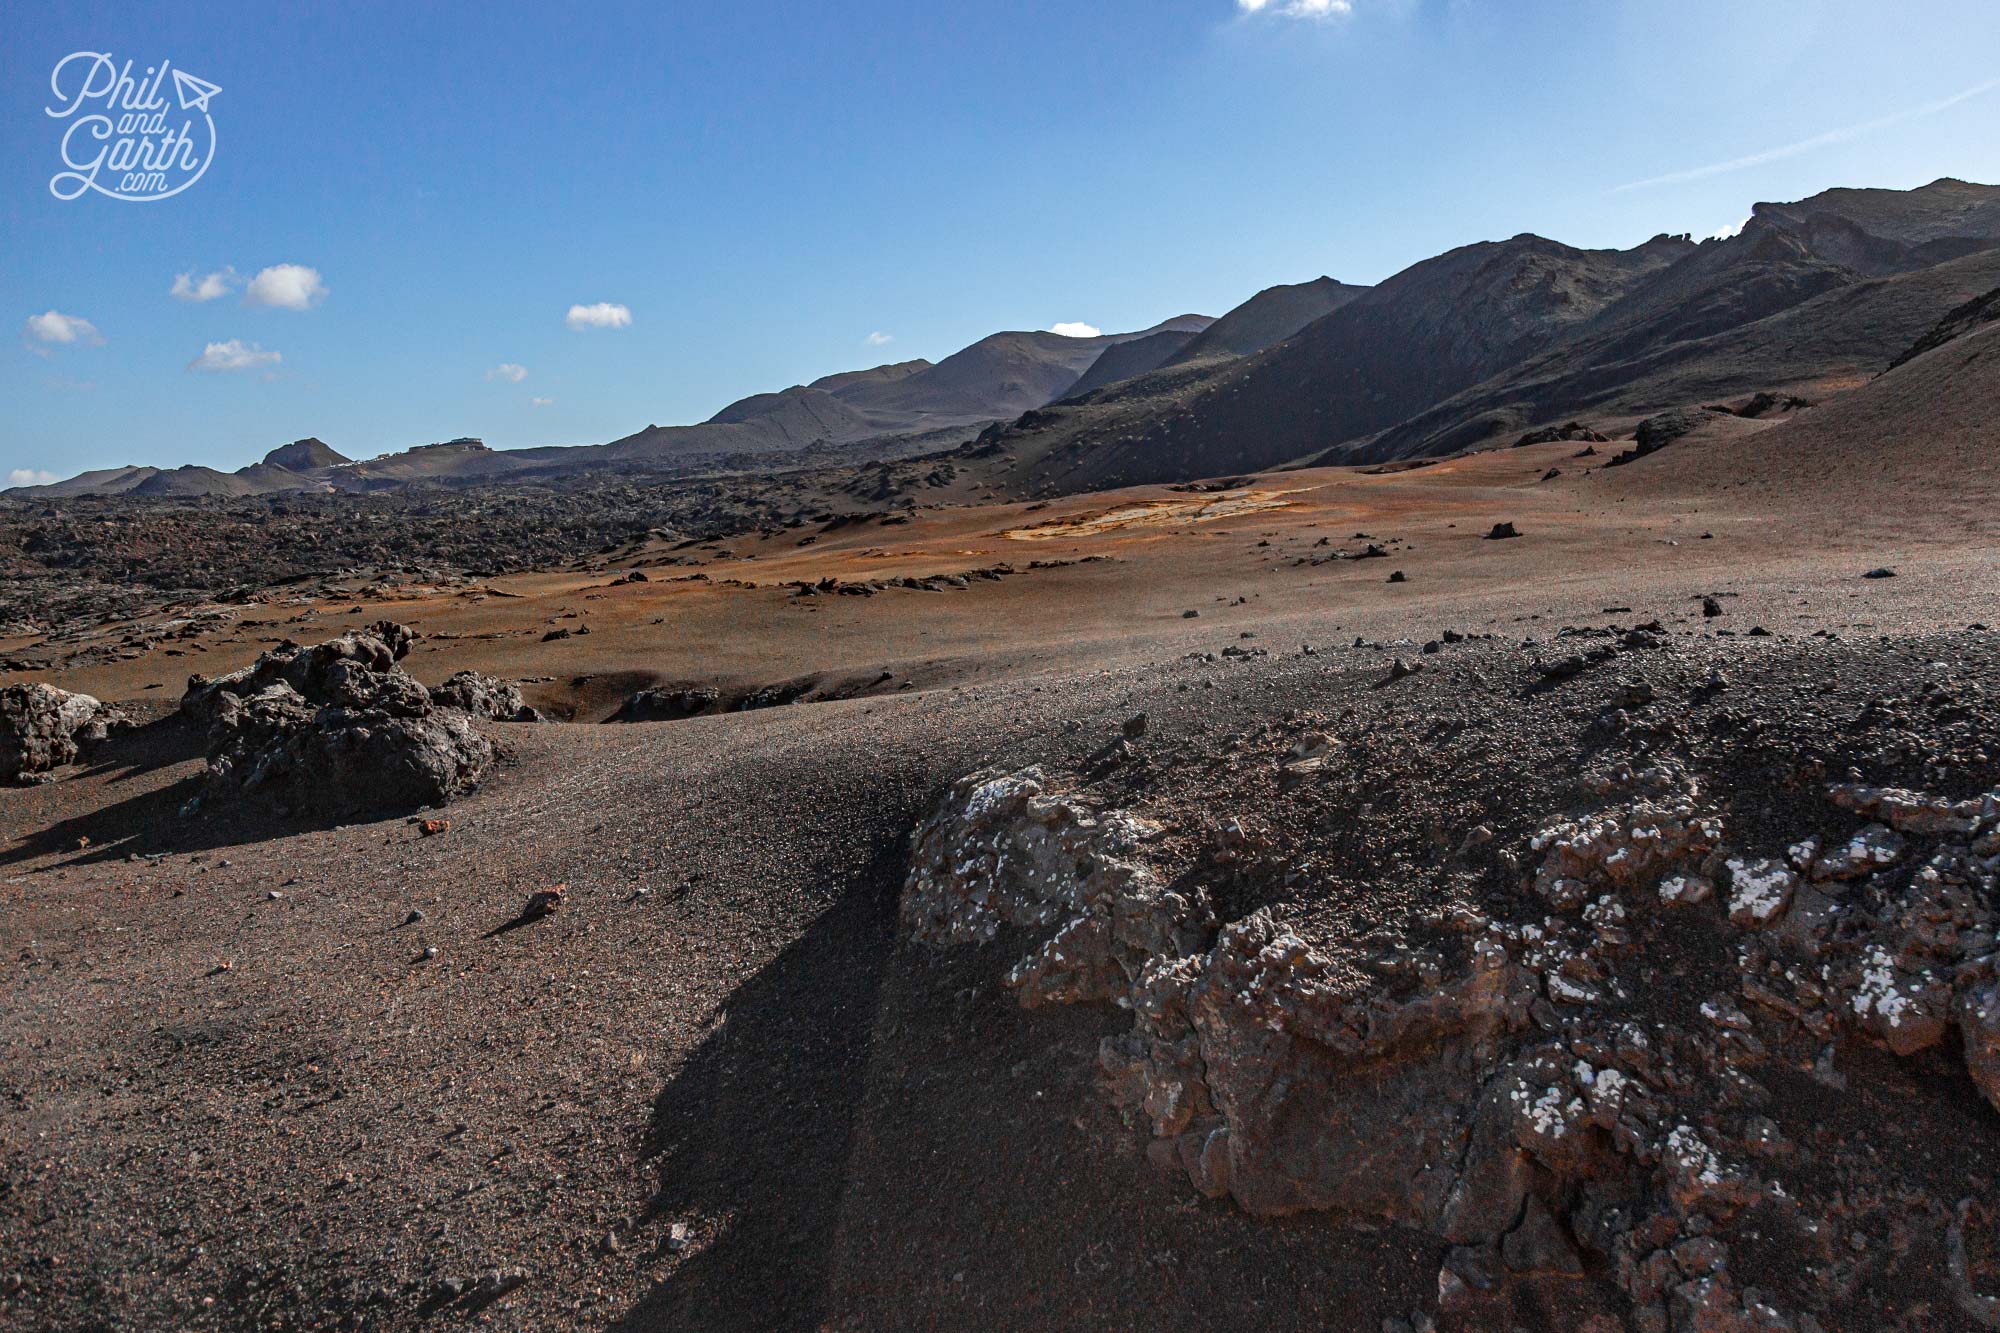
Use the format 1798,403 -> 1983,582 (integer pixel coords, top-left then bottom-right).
903,766 -> 1200,1006
903,762 -> 2000,1331
1725,857 -> 1796,925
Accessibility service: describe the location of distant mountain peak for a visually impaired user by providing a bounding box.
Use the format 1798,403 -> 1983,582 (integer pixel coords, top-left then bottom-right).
1164,277 -> 1370,366
807,359 -> 933,395
260,438 -> 351,471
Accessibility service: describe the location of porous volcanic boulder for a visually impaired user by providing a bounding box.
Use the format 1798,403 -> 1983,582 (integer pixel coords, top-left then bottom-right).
429,671 -> 540,722
1635,407 -> 1730,452
0,682 -> 124,783
1607,407 -> 1731,467
1512,420 -> 1608,448
1734,391 -> 1811,419
180,622 -> 493,816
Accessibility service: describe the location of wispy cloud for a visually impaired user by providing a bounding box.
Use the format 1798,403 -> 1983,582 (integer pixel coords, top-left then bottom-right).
188,339 -> 281,373
7,469 -> 59,487
486,362 -> 529,383
865,331 -> 895,346
566,302 -> 632,330
531,396 -> 555,408
171,267 -> 237,302
1048,321 -> 1102,338
1237,0 -> 1354,19
243,263 -> 328,310
1616,78 -> 2000,192
23,310 -> 103,350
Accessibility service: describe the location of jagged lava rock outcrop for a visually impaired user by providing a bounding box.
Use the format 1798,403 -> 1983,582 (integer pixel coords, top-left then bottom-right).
428,670 -> 541,723
0,681 -> 125,783
179,622 -> 508,816
905,757 -> 2000,1330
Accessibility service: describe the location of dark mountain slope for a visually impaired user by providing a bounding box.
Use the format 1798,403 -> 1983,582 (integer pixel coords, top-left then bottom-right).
537,414 -> 851,469
702,387 -> 878,444
1366,243 -> 2000,458
808,360 -> 931,395
1162,276 -> 1369,365
969,232 -> 1695,493
1752,176 -> 2000,275
320,440 -> 534,489
233,462 -> 335,493
977,178 -> 2000,488
7,466 -> 163,499
1889,283 -> 2000,369
1605,301 -> 2000,525
593,321 -> 1214,468
841,318 -> 1212,428
127,466 -> 269,498
1575,220 -> 1852,358
1060,328 -> 1205,401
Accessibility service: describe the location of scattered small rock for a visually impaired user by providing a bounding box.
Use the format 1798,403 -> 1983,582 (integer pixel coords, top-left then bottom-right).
505,885 -> 566,929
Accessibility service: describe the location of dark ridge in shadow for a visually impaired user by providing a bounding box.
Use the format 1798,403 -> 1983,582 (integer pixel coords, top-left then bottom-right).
612,840 -> 905,1331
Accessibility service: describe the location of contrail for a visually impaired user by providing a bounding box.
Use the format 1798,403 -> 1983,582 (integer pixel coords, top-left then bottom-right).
1615,77 -> 2000,192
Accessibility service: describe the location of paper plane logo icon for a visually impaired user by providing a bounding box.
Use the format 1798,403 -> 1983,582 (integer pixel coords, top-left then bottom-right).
171,68 -> 221,113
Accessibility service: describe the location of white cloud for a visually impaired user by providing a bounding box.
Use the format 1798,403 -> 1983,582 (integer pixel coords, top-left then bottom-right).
24,310 -> 103,348
1238,0 -> 1354,18
566,302 -> 632,330
188,339 -> 282,373
1048,321 -> 1102,338
531,396 -> 555,407
487,362 -> 529,383
243,263 -> 327,310
865,331 -> 895,346
171,267 -> 236,302
1705,217 -> 1751,242
1616,77 -> 2000,192
7,469 -> 59,487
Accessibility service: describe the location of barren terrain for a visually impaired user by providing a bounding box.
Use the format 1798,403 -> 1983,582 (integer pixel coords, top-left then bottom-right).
4,191 -> 2000,1332
4,392 -> 1999,1330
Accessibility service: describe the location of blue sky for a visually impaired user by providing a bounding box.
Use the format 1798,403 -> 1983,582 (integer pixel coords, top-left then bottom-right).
3,0 -> 1998,483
